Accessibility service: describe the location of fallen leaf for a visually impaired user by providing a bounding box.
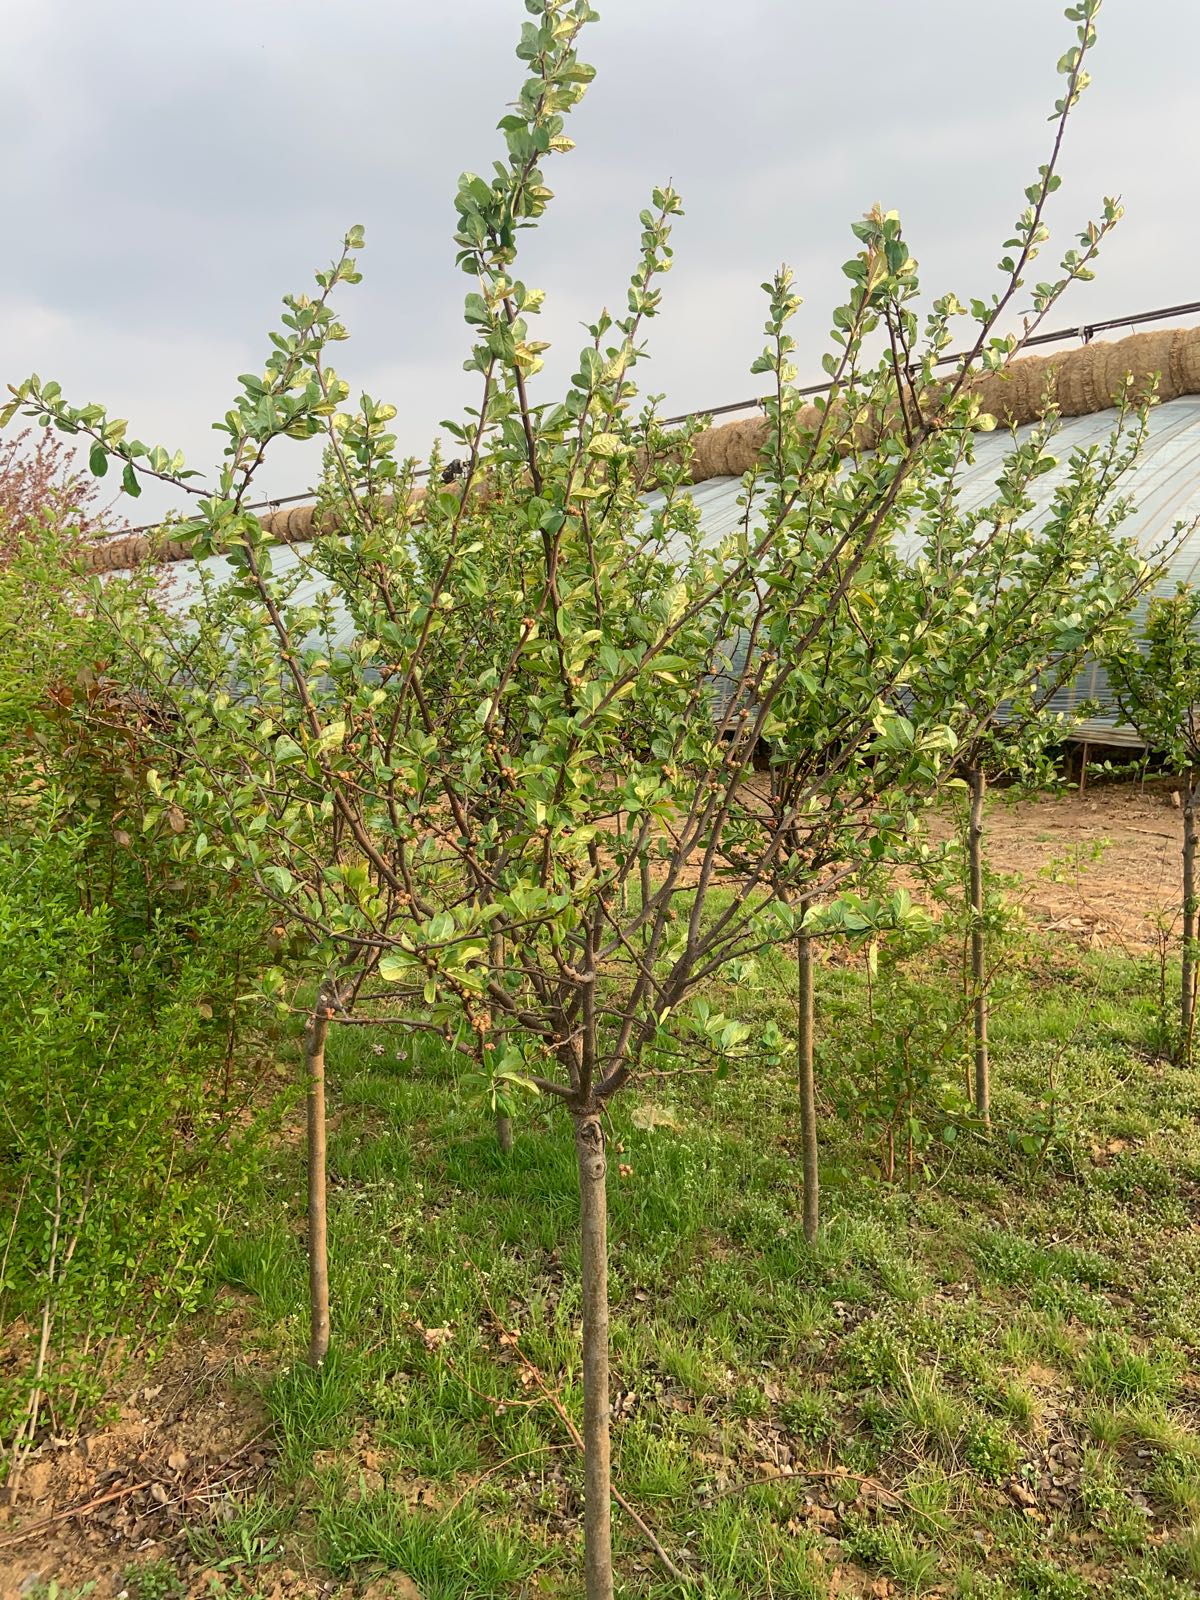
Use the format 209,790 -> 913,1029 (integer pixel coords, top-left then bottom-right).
417,1325 -> 453,1351
630,1102 -> 683,1133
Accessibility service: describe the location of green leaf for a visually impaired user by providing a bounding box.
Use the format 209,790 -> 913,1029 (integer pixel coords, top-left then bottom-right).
586,432 -> 626,459
273,736 -> 304,765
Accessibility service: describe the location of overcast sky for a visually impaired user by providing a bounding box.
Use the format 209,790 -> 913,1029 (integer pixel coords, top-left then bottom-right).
3,0 -> 1198,520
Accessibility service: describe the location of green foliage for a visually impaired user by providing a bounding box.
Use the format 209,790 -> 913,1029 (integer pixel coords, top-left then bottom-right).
188,931 -> 1200,1596
902,406 -> 1152,787
0,2 -> 1164,1592
963,1415 -> 1020,1482
5,2 -> 1138,1150
0,532 -> 277,1459
120,1561 -> 186,1600
1104,585 -> 1200,1060
831,928 -> 976,1179
18,1584 -> 98,1600
1106,586 -> 1200,768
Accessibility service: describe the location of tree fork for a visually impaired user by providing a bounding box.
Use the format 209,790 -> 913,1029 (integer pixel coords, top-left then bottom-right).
573,1108 -> 614,1600
304,985 -> 334,1366
968,766 -> 990,1128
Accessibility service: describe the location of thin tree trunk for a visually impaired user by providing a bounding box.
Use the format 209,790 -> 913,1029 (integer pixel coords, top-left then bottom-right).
490,928 -> 514,1154
968,765 -> 990,1129
573,1109 -> 614,1600
797,927 -> 819,1244
304,993 -> 332,1367
1182,770 -> 1197,1065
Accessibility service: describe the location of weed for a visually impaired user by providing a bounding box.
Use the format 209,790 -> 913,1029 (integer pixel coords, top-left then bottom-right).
1160,1522 -> 1200,1581
1076,1333 -> 1181,1401
845,1517 -> 940,1590
1148,1452 -> 1200,1520
963,1415 -> 1020,1482
120,1562 -> 186,1600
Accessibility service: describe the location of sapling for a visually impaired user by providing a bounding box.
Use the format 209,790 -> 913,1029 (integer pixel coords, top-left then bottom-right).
1106,584 -> 1200,1062
796,904 -> 818,1243
302,976 -> 344,1366
897,407 -> 1154,1125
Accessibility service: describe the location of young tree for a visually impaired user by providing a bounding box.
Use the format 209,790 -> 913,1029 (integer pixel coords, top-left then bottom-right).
5,3 -> 1128,1592
1105,585 -> 1200,1062
897,406 -> 1153,1125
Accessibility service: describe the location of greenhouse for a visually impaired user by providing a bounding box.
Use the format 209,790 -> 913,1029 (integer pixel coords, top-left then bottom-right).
95,321 -> 1200,750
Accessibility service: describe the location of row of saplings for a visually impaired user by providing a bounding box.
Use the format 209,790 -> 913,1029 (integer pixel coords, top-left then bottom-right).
10,2 -> 1194,1592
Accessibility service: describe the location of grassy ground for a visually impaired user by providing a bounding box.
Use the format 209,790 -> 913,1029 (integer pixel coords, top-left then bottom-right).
189,934 -> 1200,1599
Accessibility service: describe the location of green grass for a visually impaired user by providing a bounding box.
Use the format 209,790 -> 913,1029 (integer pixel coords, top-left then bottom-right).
181,936 -> 1200,1597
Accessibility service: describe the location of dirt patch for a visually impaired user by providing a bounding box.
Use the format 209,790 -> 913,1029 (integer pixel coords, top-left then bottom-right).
679,773 -> 1183,953
929,776 -> 1185,955
0,1294 -> 299,1600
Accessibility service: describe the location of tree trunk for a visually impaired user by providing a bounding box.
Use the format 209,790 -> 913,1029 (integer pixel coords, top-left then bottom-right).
304,994 -> 332,1367
968,766 -> 990,1129
573,1109 -> 614,1600
1182,771 -> 1197,1065
489,928 -> 514,1154
797,929 -> 819,1244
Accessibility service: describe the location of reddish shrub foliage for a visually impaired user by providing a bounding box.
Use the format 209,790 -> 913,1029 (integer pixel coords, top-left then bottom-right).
0,428 -> 120,564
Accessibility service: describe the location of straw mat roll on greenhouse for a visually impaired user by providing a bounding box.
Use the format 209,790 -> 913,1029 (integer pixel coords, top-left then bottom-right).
82,322 -> 1200,572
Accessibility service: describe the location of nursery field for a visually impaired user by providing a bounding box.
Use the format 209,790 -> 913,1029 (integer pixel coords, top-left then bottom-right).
5,832 -> 1200,1600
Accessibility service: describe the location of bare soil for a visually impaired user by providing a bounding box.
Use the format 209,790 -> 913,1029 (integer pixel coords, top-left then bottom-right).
0,1294 -> 319,1600
928,774 -> 1186,955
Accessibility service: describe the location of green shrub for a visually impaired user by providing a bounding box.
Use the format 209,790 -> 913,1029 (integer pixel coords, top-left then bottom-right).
0,531 -> 278,1463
